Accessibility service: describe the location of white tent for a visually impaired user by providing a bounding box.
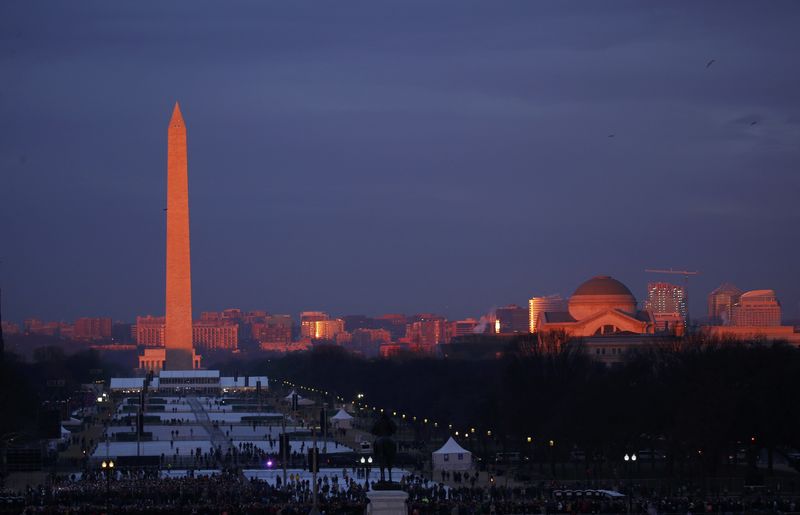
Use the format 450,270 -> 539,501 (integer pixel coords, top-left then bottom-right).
432,437 -> 472,471
284,390 -> 315,406
330,409 -> 354,429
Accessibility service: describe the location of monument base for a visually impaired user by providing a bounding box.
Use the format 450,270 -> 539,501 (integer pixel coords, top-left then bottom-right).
139,348 -> 202,372
366,489 -> 408,515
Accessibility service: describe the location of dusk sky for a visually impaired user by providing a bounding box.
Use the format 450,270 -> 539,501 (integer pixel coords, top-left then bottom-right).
2,1 -> 799,323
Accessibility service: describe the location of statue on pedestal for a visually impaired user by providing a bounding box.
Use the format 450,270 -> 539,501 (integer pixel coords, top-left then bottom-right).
370,412 -> 399,488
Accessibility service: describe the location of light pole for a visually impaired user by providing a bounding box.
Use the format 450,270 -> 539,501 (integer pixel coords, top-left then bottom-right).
309,427 -> 320,515
623,453 -> 636,514
101,459 -> 115,511
360,456 -> 373,491
526,436 -> 533,475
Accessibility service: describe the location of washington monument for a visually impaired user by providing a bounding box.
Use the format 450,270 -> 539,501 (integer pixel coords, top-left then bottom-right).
164,102 -> 195,370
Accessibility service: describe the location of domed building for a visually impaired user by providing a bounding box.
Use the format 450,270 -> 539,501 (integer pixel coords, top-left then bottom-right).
538,275 -> 656,344
568,276 -> 638,322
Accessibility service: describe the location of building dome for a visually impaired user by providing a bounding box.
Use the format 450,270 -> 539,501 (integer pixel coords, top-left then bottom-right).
568,276 -> 637,320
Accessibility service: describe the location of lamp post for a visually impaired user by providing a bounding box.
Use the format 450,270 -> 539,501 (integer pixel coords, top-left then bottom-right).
623,453 -> 636,514
310,427 -> 319,515
101,459 -> 115,511
526,436 -> 533,474
360,456 -> 373,491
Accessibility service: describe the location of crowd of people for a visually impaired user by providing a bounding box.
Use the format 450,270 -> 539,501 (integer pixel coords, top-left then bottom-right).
9,471 -> 368,514
4,470 -> 800,514
8,392 -> 798,514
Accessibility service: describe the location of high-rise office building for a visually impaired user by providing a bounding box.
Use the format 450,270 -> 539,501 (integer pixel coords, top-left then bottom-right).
646,282 -> 687,323
732,290 -> 782,327
309,319 -> 345,340
300,311 -> 330,338
137,314 -> 240,350
405,314 -> 447,347
192,321 -> 239,351
136,316 -> 166,346
707,283 -> 742,325
528,295 -> 567,333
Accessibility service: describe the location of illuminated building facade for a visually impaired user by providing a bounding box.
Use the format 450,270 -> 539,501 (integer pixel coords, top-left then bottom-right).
538,276 -> 659,359
136,316 -> 166,346
310,319 -> 345,340
645,282 -> 687,323
528,295 -> 567,333
300,311 -> 330,338
406,314 -> 447,348
136,315 -> 239,350
300,312 -> 345,340
707,283 -> 742,325
703,288 -> 797,345
732,290 -> 782,327
193,321 -> 239,351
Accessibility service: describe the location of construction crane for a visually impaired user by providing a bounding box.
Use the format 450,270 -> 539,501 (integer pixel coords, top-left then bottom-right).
645,268 -> 700,328
645,268 -> 699,280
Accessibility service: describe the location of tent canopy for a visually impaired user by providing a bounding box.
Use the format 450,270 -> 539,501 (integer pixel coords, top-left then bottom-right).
433,437 -> 470,455
331,409 -> 354,420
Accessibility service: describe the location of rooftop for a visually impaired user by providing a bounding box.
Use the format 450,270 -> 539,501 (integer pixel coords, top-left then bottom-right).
573,276 -> 634,297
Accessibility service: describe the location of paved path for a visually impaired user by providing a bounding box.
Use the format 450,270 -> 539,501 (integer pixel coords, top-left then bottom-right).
187,396 -> 233,465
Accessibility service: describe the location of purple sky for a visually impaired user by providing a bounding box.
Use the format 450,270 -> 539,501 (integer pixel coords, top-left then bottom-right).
2,2 -> 799,323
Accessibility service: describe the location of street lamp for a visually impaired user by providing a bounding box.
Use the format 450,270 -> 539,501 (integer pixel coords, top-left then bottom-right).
526,437 -> 533,471
623,453 -> 636,514
101,460 -> 115,510
359,456 -> 373,491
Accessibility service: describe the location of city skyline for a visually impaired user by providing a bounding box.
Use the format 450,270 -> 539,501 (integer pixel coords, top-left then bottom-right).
2,4 -> 800,511
2,2 -> 800,323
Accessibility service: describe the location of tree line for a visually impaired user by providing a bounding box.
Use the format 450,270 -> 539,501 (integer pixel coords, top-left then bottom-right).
219,340 -> 800,479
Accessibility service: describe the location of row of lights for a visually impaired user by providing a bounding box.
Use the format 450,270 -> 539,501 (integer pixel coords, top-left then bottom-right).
277,379 -> 734,460
282,379 -> 557,446
286,380 -> 675,453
